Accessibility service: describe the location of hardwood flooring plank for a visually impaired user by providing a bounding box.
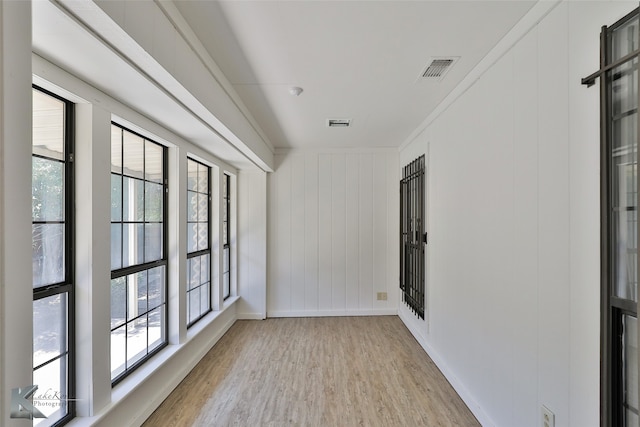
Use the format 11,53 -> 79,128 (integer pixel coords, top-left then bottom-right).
143,317 -> 480,427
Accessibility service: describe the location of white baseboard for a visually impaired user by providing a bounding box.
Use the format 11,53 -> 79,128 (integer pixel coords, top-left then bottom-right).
398,309 -> 495,427
237,312 -> 266,320
267,308 -> 397,318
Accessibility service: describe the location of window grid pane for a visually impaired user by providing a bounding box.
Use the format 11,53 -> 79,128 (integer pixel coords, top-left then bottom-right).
186,158 -> 211,327
33,355 -> 68,426
32,87 -> 74,425
110,123 -> 167,383
223,173 -> 231,300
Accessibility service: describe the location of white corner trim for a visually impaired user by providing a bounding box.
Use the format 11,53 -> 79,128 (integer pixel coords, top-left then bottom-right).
399,0 -> 562,152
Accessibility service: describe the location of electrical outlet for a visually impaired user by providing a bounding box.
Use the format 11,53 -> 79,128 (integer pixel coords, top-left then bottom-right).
541,405 -> 554,427
377,292 -> 387,301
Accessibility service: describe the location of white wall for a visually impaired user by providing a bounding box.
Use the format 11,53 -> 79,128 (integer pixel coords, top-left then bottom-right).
0,2 -> 33,425
238,170 -> 268,319
399,2 -> 635,427
75,103 -> 112,416
268,149 -> 398,317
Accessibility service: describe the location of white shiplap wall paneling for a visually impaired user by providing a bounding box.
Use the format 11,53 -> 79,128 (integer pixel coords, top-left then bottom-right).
511,27 -> 540,427
318,154 -> 333,311
269,150 -> 398,317
345,153 -> 360,310
358,154 -> 375,310
291,156 -> 306,309
331,154 -> 347,310
304,154 -> 320,311
373,153 -> 388,309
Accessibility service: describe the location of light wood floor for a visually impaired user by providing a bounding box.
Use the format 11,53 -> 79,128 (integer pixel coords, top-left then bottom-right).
143,316 -> 480,427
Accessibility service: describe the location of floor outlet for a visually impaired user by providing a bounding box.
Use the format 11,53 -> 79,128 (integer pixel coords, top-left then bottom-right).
541,405 -> 554,427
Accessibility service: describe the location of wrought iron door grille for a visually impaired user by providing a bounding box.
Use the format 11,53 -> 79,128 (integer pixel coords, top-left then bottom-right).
582,7 -> 640,426
400,155 -> 425,319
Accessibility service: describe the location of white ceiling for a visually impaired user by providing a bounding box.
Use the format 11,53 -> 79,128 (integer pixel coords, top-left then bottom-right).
174,0 -> 537,149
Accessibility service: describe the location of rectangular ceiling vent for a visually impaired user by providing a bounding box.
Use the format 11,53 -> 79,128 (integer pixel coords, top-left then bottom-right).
420,57 -> 459,80
327,119 -> 351,128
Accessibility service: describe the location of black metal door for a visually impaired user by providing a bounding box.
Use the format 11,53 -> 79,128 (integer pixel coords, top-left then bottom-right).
400,155 -> 425,319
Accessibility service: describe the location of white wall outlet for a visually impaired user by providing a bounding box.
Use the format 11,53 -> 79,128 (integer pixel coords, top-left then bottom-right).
376,292 -> 387,301
541,405 -> 555,427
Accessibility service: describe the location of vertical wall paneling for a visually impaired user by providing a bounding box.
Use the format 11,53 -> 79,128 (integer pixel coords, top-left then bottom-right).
345,153 -> 360,310
480,46 -> 517,427
318,154 -> 333,311
291,156 -> 306,309
511,28 -> 540,427
267,159 -> 277,312
386,153 -> 399,309
275,156 -> 292,312
358,154 -> 375,310
238,170 -> 267,319
304,154 -> 319,311
331,154 -> 347,310
567,3 -> 607,425
373,153 -> 388,309
537,5 -> 571,423
268,150 -> 398,317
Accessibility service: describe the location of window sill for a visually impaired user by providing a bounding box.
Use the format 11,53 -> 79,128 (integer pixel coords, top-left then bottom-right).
67,296 -> 240,427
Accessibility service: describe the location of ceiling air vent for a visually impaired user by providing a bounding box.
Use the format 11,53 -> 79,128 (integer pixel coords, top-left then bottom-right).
327,119 -> 351,128
420,57 -> 459,80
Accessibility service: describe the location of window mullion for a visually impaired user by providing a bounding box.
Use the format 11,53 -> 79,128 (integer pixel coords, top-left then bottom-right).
635,12 -> 640,427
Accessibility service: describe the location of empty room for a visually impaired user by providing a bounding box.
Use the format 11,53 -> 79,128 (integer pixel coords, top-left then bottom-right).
0,1 -> 637,426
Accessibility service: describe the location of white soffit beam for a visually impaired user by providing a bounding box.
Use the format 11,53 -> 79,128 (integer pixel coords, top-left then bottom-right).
42,0 -> 274,172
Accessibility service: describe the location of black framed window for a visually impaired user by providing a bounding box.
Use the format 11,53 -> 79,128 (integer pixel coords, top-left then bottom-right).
186,158 -> 211,326
110,123 -> 167,384
583,8 -> 640,426
222,173 -> 231,300
399,155 -> 426,319
32,86 -> 75,426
